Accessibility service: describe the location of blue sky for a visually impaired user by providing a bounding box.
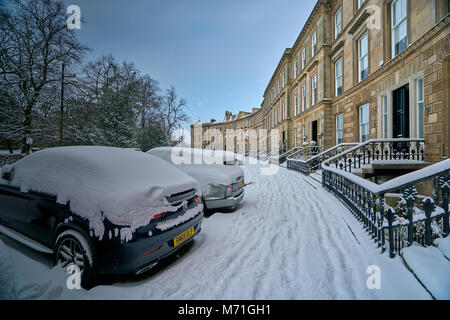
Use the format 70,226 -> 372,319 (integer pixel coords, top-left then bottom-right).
64,0 -> 316,131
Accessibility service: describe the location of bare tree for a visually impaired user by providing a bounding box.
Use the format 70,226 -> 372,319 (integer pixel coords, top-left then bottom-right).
160,86 -> 189,139
136,75 -> 162,129
0,0 -> 88,152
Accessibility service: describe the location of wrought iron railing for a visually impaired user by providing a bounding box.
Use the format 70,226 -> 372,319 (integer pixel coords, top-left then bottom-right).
288,145 -> 321,161
287,143 -> 358,175
322,147 -> 449,258
324,138 -> 425,173
268,146 -> 305,164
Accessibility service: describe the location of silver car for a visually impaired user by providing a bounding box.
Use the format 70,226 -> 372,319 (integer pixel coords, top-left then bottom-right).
148,147 -> 245,210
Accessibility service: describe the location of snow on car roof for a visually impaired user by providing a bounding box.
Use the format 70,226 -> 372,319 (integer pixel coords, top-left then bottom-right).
148,147 -> 244,193
148,147 -> 238,164
5,146 -> 200,239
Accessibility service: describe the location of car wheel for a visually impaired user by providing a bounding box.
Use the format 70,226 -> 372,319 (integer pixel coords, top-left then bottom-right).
55,229 -> 97,289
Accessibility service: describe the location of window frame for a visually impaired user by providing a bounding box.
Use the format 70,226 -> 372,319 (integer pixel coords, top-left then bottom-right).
382,95 -> 388,138
335,57 -> 343,96
359,103 -> 370,142
302,48 -> 306,70
358,0 -> 366,10
417,76 -> 425,139
336,114 -> 344,144
302,84 -> 307,112
312,32 -> 317,57
312,74 -> 318,106
335,7 -> 342,39
391,0 -> 407,58
358,32 -> 369,82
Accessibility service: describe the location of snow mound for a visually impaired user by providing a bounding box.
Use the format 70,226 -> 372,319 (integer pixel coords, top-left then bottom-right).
435,237 -> 450,260
0,239 -> 17,299
6,146 -> 201,240
402,244 -> 450,300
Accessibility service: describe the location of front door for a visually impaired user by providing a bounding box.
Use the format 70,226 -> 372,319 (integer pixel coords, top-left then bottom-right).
393,84 -> 410,139
312,120 -> 318,143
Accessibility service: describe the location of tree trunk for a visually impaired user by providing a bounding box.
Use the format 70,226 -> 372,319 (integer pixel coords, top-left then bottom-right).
21,104 -> 33,154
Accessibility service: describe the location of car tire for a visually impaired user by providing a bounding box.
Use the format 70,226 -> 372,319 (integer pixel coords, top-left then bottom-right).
54,229 -> 97,290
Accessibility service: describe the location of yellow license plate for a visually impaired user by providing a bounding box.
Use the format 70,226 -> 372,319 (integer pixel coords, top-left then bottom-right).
238,181 -> 244,188
173,227 -> 195,247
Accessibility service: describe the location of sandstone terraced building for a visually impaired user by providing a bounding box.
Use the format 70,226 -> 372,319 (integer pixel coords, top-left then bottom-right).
192,0 -> 449,162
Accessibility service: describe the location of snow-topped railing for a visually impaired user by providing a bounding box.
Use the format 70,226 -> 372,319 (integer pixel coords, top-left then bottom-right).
268,146 -> 306,164
322,138 -> 425,173
287,143 -> 358,175
322,152 -> 449,258
283,145 -> 322,166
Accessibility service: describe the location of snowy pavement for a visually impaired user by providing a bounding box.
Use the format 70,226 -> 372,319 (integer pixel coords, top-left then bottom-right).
1,162 -> 435,299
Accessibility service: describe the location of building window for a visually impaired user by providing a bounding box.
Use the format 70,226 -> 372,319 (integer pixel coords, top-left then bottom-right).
302,48 -> 306,69
358,0 -> 366,10
302,85 -> 307,111
336,114 -> 344,144
312,74 -> 318,106
294,59 -> 298,79
417,77 -> 424,139
294,90 -> 299,116
335,57 -> 343,96
358,32 -> 369,82
284,66 -> 288,86
359,103 -> 370,142
302,124 -> 307,142
335,7 -> 342,38
392,0 -> 407,58
294,127 -> 298,147
382,95 -> 388,138
278,104 -> 281,123
312,32 -> 317,57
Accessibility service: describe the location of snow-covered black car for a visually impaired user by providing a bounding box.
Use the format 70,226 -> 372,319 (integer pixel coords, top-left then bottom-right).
0,146 -> 204,289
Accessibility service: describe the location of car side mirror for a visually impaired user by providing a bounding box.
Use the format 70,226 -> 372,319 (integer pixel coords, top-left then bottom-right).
1,165 -> 13,181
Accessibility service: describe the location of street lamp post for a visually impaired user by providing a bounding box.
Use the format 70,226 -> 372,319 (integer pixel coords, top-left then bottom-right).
60,63 -> 65,146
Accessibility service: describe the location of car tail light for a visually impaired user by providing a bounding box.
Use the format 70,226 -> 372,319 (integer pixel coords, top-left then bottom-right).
195,195 -> 202,203
152,212 -> 166,220
226,184 -> 232,197
143,246 -> 161,256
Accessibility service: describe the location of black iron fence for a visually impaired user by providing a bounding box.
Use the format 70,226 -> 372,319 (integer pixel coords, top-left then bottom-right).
325,139 -> 425,173
322,144 -> 449,258
268,146 -> 306,164
287,143 -> 357,175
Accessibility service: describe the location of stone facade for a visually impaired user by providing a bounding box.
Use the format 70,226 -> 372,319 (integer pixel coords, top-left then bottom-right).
192,0 -> 449,162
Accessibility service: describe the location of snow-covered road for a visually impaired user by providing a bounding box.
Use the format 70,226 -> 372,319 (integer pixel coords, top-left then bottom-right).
1,162 -> 431,299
